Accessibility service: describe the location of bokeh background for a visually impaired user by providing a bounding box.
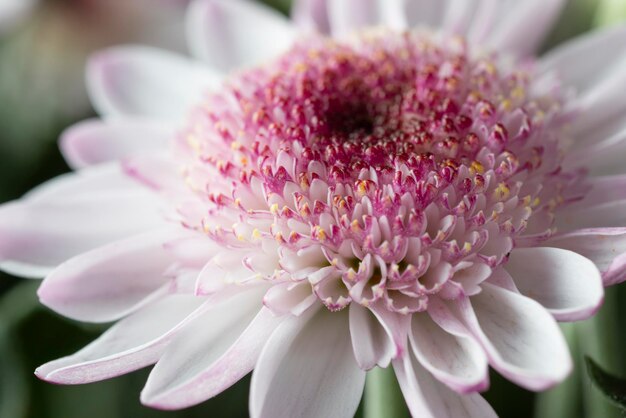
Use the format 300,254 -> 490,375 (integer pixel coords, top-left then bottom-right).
1,0 -> 626,417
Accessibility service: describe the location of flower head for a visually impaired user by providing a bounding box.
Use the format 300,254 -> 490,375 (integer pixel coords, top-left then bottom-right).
2,1 -> 626,417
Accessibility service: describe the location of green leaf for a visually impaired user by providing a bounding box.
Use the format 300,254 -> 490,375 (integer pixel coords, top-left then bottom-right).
364,366 -> 410,418
585,356 -> 626,411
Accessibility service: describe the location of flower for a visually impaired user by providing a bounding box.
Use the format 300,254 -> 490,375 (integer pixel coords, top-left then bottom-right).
2,0 -> 626,416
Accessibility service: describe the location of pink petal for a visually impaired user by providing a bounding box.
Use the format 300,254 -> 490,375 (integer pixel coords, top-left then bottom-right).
410,311 -> 489,393
546,228 -> 626,286
505,247 -> 603,321
0,166 -> 164,278
393,351 -> 496,418
349,303 -> 395,370
141,288 -> 276,410
186,0 -> 296,72
35,295 -> 206,384
250,306 -> 365,418
38,228 -> 200,323
60,119 -> 173,170
459,284 -> 572,391
87,46 -> 220,119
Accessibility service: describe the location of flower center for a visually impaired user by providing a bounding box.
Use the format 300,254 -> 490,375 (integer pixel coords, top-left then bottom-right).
181,30 -> 573,313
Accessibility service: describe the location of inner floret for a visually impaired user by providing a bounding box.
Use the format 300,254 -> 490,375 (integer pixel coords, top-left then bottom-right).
180,30 -> 573,314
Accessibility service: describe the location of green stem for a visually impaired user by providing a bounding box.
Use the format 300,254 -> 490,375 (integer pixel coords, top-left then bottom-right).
0,280 -> 40,418
594,0 -> 626,26
364,367 -> 410,418
0,280 -> 41,336
534,323 -> 582,418
578,287 -> 622,418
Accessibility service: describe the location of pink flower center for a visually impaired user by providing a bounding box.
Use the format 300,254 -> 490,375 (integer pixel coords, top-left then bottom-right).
180,30 -> 577,313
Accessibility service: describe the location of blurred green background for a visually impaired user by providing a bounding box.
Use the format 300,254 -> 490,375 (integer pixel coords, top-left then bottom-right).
1,0 -> 626,417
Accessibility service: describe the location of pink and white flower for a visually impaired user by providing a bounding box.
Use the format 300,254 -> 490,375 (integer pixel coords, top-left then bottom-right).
2,0 -> 626,416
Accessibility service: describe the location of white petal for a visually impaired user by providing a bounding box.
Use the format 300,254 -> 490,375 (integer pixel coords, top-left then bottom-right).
569,175 -> 626,208
405,0 -> 448,28
263,281 -> 317,316
328,0 -> 406,36
60,119 -> 174,169
250,306 -> 365,418
35,295 -> 205,384
349,303 -> 395,370
540,25 -> 626,92
441,0 -> 482,35
540,25 -> 626,137
557,199 -> 626,231
459,284 -> 572,391
569,55 -> 626,135
545,228 -> 626,286
122,153 -> 188,193
411,311 -> 488,393
87,46 -> 220,119
506,247 -> 603,321
393,351 -> 496,418
0,166 -> 165,277
483,0 -> 566,55
37,228 -> 199,323
186,0 -> 296,72
141,290 -> 278,410
22,164 -> 134,203
291,0 -> 330,33
369,302 -> 411,358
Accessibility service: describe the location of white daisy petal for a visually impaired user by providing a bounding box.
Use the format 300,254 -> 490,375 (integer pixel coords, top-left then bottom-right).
250,307 -> 365,418
87,46 -> 220,119
60,119 -> 174,169
545,228 -> 626,286
36,295 -> 206,384
405,0 -> 448,29
506,247 -> 604,321
37,228 -> 200,323
411,310 -> 489,393
0,166 -> 165,277
349,303 -> 395,370
186,0 -> 296,72
327,0 -> 406,36
539,24 -> 626,92
482,0 -> 567,55
141,288 -> 276,410
393,350 -> 496,418
459,284 -> 572,391
291,0 -> 330,33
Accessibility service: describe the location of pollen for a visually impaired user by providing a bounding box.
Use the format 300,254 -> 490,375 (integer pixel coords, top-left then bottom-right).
180,28 -> 571,314
493,183 -> 511,201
